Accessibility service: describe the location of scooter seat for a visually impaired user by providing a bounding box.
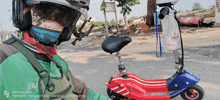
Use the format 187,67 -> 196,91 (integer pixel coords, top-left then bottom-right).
102,36 -> 132,54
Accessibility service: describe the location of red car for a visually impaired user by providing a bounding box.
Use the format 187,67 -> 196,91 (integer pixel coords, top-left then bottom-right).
178,17 -> 201,25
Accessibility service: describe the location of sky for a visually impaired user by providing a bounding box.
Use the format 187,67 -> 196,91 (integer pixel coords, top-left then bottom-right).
0,0 -> 216,31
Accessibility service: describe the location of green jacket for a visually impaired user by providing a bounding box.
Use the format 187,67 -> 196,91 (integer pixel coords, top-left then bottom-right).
0,40 -> 111,100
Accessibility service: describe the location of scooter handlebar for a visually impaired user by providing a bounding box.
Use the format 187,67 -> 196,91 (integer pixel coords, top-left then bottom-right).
86,24 -> 94,36
72,24 -> 94,45
159,7 -> 169,19
78,17 -> 92,32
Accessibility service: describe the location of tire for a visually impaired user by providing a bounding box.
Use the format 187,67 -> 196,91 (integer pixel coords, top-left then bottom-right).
180,84 -> 204,100
107,88 -> 136,100
107,88 -> 120,100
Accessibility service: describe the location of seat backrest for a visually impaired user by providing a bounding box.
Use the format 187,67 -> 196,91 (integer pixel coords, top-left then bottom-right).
102,36 -> 132,54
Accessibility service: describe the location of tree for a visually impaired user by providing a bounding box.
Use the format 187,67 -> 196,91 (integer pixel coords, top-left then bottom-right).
111,0 -> 140,27
119,19 -> 124,24
100,1 -> 107,11
209,4 -> 215,10
192,2 -> 203,11
145,0 -> 156,27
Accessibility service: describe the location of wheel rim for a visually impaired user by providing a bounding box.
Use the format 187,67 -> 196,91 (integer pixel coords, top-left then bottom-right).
185,89 -> 199,99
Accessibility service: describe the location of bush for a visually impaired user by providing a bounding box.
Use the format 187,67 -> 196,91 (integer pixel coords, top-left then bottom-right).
110,19 -> 116,25
92,21 -> 105,28
119,19 -> 123,24
83,26 -> 89,30
128,18 -> 134,24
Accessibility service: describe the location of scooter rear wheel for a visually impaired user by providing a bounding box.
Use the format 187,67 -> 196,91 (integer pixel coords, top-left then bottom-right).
180,84 -> 204,100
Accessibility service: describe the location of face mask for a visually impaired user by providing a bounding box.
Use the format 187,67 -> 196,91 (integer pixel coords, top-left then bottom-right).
30,26 -> 62,45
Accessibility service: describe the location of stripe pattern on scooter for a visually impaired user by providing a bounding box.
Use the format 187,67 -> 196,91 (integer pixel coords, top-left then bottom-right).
110,84 -> 129,96
107,73 -> 171,100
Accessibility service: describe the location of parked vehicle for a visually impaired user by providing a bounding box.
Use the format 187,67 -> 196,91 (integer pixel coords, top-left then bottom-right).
102,36 -> 204,100
178,16 -> 203,26
101,1 -> 204,99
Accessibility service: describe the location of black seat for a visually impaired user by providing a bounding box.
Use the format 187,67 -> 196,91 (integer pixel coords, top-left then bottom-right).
102,36 -> 132,54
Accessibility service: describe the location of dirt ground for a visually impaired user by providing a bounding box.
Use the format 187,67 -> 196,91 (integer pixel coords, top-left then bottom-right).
86,26 -> 219,47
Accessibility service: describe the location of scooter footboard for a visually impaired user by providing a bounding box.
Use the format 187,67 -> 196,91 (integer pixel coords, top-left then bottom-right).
106,74 -> 172,100
107,82 -> 171,100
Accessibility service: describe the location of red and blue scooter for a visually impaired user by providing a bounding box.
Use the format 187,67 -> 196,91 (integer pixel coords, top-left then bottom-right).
101,2 -> 204,100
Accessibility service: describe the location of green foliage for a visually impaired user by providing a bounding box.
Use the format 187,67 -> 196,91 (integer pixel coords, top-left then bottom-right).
91,21 -> 105,28
76,24 -> 89,30
110,19 -> 116,25
83,26 -> 89,30
77,21 -> 105,30
111,0 -> 140,15
128,18 -> 134,24
192,2 -> 203,11
119,19 -> 124,24
76,24 -> 81,29
100,1 -> 107,11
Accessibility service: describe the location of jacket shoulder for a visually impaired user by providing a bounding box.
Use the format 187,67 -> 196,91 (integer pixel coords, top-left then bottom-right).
0,41 -> 19,64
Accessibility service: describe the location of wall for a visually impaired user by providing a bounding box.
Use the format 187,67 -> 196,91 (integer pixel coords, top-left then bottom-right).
215,0 -> 220,23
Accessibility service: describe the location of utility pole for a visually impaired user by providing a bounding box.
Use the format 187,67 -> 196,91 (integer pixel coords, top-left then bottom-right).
0,23 -> 3,43
104,7 -> 109,35
114,0 -> 119,32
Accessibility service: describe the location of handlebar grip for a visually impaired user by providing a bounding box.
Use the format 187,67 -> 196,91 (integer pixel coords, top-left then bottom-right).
72,37 -> 81,45
159,7 -> 169,19
71,39 -> 78,45
88,17 -> 92,22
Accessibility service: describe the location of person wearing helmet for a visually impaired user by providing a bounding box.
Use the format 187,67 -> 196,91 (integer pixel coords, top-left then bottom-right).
0,0 -> 111,100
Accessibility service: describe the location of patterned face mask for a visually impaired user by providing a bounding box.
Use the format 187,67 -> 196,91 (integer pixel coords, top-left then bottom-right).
31,10 -> 64,45
30,26 -> 62,45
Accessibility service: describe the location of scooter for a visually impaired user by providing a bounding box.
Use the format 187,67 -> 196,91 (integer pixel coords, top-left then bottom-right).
102,36 -> 204,100
101,1 -> 204,100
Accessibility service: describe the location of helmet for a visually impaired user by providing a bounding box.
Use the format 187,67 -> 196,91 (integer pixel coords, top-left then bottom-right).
13,0 -> 90,30
12,0 -> 90,45
157,0 -> 179,5
26,0 -> 90,19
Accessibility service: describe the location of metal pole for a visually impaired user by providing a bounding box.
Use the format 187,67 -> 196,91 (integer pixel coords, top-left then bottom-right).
104,8 -> 109,35
173,50 -> 179,63
173,50 -> 181,70
0,24 -> 3,43
114,0 -> 119,32
116,52 -> 127,75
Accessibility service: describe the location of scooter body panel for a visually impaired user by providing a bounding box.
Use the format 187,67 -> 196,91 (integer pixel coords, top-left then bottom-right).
106,71 -> 200,100
107,73 -> 171,100
167,71 -> 200,98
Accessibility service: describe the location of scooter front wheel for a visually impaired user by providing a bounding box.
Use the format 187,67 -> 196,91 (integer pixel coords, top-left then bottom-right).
180,84 -> 204,100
